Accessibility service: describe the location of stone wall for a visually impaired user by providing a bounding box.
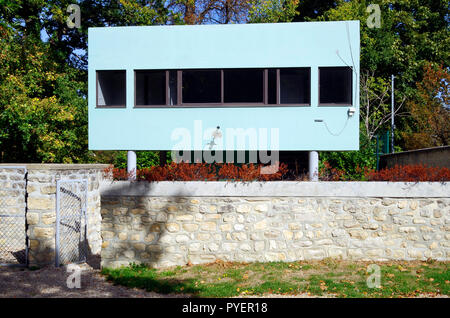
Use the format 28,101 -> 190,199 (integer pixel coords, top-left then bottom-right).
100,181 -> 450,268
380,145 -> 450,169
0,164 -> 108,266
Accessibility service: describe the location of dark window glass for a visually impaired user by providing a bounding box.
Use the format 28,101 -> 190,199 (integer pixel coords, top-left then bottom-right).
280,68 -> 310,104
224,69 -> 263,103
97,70 -> 126,106
182,70 -> 221,103
135,71 -> 166,105
268,69 -> 277,104
319,67 -> 352,104
168,70 -> 177,105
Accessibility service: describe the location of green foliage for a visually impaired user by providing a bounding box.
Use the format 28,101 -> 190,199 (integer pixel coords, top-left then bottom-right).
118,0 -> 174,26
319,127 -> 377,180
248,0 -> 299,23
0,1 -> 178,163
0,24 -> 88,162
318,0 -> 449,87
113,151 -> 164,169
360,71 -> 394,140
293,0 -> 336,22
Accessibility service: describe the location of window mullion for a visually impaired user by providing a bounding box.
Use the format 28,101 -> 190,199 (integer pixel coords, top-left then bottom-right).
165,70 -> 169,106
221,69 -> 224,104
276,69 -> 280,105
177,70 -> 182,105
264,69 -> 268,105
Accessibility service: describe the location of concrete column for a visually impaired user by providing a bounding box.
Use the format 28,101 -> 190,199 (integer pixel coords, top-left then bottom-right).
309,151 -> 319,181
127,151 -> 136,180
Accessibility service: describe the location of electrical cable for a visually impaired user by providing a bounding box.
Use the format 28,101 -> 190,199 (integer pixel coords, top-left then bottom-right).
322,117 -> 350,136
319,22 -> 357,137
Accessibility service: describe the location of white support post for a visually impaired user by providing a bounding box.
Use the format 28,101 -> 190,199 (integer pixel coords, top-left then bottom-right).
127,151 -> 137,180
309,151 -> 319,181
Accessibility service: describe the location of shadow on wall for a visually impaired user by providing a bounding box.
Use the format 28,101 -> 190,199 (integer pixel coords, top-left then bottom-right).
86,240 -> 101,269
100,182 -> 187,269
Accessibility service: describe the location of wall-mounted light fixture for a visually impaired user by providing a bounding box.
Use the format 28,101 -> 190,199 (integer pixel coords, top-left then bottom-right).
347,107 -> 356,117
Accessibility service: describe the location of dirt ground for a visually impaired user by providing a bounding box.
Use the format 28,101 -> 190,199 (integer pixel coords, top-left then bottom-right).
0,263 -> 186,298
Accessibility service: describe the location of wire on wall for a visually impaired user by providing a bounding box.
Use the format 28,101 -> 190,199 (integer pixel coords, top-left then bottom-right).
318,22 -> 358,137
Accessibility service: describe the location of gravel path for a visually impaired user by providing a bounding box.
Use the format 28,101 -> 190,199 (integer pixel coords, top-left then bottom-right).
0,263 -> 187,298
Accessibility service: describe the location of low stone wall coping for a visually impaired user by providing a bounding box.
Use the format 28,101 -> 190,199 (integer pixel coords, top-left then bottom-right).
0,163 -> 109,170
381,145 -> 450,157
100,181 -> 449,198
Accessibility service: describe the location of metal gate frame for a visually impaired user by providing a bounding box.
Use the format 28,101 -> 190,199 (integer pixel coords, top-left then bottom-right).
0,166 -> 28,267
55,179 -> 88,267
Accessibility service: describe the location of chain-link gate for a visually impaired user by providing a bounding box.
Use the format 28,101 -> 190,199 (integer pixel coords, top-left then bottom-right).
0,166 -> 28,266
55,179 -> 88,267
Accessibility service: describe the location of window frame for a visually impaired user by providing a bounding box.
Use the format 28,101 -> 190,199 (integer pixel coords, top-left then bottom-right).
134,70 -> 169,108
277,67 -> 311,106
131,67 -> 312,108
180,69 -> 224,106
96,70 -> 127,108
318,66 -> 353,106
221,68 -> 265,105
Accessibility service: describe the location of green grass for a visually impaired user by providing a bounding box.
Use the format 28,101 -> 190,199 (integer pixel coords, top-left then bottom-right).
101,260 -> 449,298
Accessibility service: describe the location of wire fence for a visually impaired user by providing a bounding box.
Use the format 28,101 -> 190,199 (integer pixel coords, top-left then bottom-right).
56,179 -> 88,266
0,167 -> 27,266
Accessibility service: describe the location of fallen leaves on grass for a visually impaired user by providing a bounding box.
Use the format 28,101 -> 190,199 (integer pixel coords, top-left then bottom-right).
398,265 -> 408,272
319,281 -> 328,291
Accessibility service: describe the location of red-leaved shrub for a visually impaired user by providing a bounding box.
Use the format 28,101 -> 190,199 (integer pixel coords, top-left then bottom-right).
319,161 -> 346,181
366,164 -> 450,182
104,162 -> 289,182
104,163 -> 450,182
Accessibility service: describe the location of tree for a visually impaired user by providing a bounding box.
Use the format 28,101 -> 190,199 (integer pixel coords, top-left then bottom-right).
317,0 -> 449,146
311,0 -> 449,171
1,0 -> 448,165
318,0 -> 449,90
0,0 -> 178,163
402,63 -> 449,149
293,0 -> 336,22
248,0 -> 299,23
360,70 -> 407,141
0,24 -> 88,162
166,0 -> 252,24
